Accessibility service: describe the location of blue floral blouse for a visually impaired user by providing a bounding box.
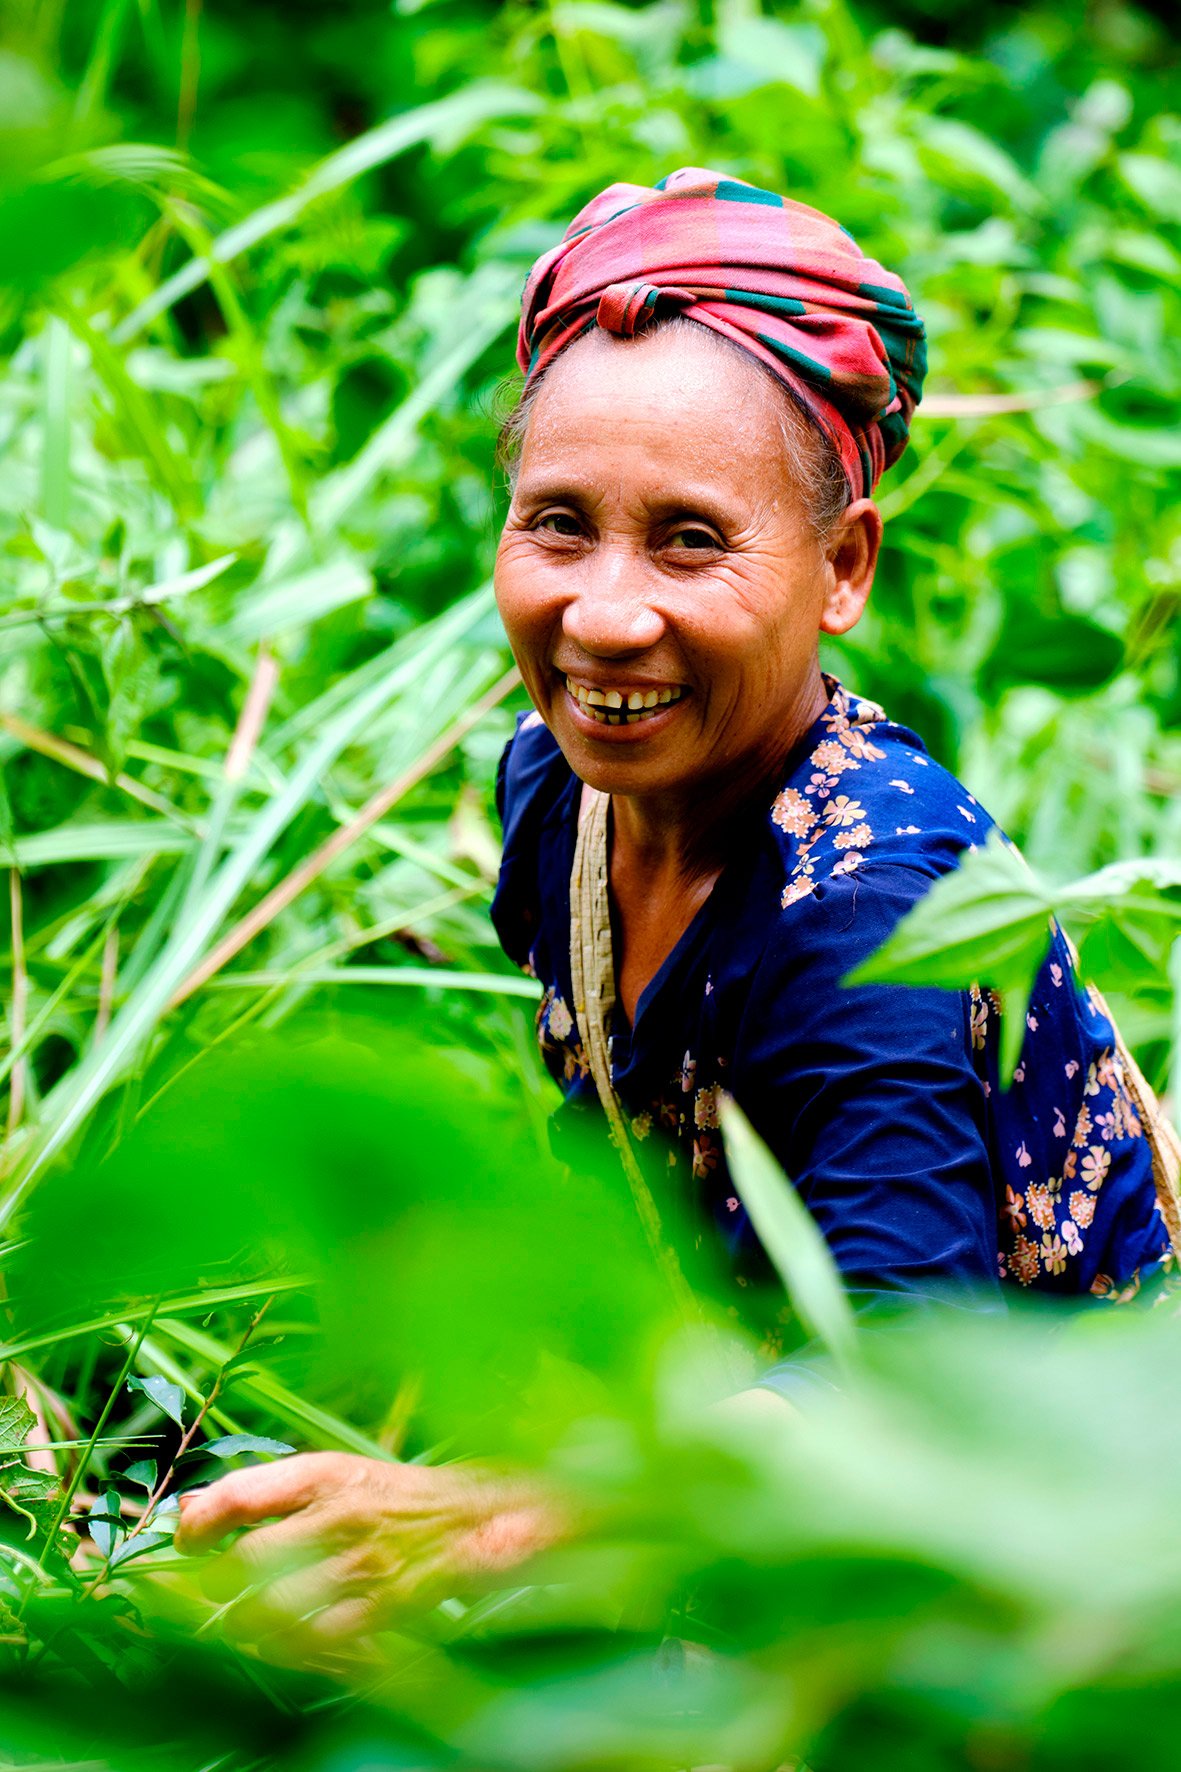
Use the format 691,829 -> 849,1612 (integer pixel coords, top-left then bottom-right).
492,678 -> 1172,1372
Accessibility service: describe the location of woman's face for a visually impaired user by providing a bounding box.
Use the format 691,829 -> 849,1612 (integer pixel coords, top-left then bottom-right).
495,324 -> 875,805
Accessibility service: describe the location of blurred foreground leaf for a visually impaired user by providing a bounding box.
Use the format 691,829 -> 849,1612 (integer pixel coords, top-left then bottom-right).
721,1099 -> 856,1372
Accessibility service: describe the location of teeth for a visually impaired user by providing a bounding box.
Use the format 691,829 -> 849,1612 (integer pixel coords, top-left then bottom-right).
565,676 -> 685,725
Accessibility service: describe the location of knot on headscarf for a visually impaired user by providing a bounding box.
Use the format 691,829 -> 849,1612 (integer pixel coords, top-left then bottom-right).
517,167 -> 928,498
595,281 -> 694,335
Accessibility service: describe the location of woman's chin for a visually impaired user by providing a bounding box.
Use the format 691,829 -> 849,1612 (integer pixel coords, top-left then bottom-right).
557,733 -> 698,800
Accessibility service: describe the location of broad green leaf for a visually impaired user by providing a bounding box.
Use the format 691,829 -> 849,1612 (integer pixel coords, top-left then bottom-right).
87,1490 -> 123,1558
914,115 -> 1042,212
109,1529 -> 172,1567
720,1099 -> 856,1372
122,1459 -> 156,1490
847,831 -> 1055,1081
1063,858 -> 1181,910
127,1374 -> 185,1428
183,1433 -> 294,1461
1119,152 -> 1181,224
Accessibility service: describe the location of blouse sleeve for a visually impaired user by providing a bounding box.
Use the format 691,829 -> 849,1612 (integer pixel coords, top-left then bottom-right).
490,711 -> 568,972
731,862 -> 1001,1397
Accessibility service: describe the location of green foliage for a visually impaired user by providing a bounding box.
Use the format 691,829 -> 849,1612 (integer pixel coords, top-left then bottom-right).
850,829 -> 1181,1076
0,0 -> 1179,1765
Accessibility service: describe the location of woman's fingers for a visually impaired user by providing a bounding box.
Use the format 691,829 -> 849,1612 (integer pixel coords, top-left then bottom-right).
174,1453 -> 559,1653
198,1512 -> 324,1603
176,1453 -> 332,1553
305,1591 -> 381,1643
210,1557 -> 346,1638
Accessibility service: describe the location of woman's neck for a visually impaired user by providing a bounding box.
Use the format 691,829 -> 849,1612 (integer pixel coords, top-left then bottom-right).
608,672 -> 829,885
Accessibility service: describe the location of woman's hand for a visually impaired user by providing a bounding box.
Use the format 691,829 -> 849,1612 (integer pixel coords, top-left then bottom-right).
174,1451 -> 562,1651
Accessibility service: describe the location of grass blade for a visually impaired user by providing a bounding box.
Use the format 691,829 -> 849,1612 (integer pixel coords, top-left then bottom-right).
5,588 -> 501,1211
205,966 -> 538,999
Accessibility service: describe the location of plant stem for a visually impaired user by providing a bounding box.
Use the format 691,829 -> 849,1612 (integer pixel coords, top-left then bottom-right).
32,1303 -> 160,1579
117,1295 -> 275,1553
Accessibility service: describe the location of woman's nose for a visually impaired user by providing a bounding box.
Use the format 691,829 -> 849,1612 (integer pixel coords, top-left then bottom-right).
560,552 -> 666,657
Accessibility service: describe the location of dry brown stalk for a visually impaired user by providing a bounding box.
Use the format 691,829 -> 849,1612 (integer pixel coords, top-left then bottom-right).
168,663 -> 521,1009
95,925 -> 119,1045
225,648 -> 279,785
921,379 -> 1100,418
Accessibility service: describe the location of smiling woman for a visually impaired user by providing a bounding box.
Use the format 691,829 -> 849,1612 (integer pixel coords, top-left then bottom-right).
488,168 -> 1173,1319
494,318 -> 879,1026
178,168 -> 1178,1648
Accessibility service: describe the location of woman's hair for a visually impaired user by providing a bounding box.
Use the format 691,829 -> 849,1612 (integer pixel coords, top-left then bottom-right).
495,315 -> 852,545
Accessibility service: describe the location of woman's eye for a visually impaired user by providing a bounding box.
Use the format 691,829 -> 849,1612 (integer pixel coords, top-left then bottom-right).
536,512 -> 583,538
667,527 -> 720,552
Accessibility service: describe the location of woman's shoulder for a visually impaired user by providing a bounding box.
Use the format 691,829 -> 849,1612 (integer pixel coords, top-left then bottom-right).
496,710 -> 572,840
491,711 -> 574,972
767,678 -> 994,910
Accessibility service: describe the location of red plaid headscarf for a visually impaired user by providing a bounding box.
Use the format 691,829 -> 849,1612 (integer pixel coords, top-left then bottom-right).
517,168 -> 927,498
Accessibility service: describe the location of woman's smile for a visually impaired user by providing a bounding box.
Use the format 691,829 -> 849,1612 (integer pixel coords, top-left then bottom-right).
563,673 -> 688,731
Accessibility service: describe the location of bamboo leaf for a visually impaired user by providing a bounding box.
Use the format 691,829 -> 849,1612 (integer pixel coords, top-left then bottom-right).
205,965 -> 539,998
182,1433 -> 294,1461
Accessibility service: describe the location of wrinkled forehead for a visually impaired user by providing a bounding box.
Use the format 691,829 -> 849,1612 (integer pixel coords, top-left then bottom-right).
518,324 -> 791,479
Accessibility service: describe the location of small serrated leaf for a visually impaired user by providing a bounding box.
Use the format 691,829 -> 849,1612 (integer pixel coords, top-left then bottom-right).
0,1397 -> 36,1455
122,1459 -> 157,1491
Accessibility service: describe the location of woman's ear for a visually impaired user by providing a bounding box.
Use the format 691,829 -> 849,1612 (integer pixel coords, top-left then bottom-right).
819,498 -> 882,636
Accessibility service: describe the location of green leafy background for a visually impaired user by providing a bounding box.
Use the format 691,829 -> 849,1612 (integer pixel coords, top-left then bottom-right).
0,0 -> 1179,1766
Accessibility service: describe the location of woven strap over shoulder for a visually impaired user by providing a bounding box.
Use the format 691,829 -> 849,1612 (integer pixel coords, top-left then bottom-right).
569,788 -> 698,1319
